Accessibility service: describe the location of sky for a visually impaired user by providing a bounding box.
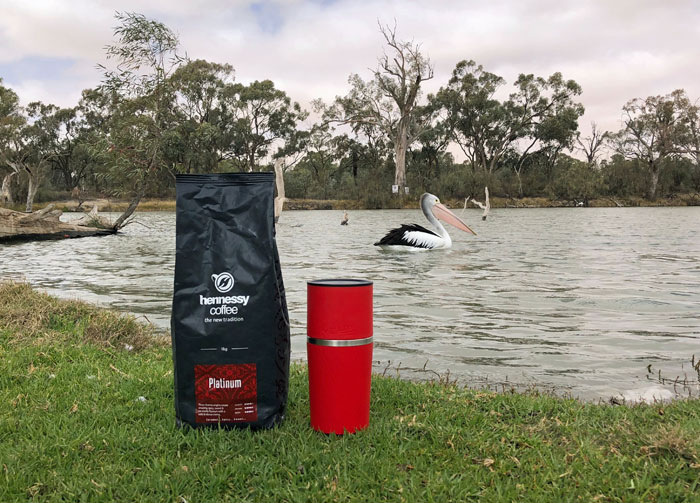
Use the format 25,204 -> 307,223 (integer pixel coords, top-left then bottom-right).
1,0 -> 699,143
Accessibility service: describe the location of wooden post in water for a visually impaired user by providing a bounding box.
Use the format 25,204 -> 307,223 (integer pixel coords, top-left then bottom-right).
274,158 -> 286,223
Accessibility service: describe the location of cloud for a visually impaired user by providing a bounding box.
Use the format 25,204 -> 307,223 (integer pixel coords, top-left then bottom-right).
250,2 -> 285,34
0,56 -> 76,82
0,0 -> 699,143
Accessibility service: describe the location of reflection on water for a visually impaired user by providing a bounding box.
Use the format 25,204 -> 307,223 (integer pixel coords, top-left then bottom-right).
1,207 -> 699,400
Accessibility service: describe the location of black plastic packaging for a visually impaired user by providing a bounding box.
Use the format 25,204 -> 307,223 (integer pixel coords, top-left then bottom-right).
171,172 -> 290,429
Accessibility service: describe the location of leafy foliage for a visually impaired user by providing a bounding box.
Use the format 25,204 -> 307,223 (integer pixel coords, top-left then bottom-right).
610,90 -> 691,199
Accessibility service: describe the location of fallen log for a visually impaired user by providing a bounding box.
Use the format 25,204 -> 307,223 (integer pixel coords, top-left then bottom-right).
0,205 -> 117,243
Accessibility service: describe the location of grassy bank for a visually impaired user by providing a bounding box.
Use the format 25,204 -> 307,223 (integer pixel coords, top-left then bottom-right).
1,283 -> 699,502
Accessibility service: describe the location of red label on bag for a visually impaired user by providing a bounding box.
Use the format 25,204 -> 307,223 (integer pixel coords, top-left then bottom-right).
194,364 -> 257,423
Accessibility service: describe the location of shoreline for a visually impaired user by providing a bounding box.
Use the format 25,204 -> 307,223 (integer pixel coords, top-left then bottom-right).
18,192 -> 700,213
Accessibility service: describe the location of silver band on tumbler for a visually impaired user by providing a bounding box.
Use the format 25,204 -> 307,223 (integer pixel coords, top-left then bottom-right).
307,336 -> 373,347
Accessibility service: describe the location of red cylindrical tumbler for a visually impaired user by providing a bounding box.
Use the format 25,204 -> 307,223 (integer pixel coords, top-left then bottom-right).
307,279 -> 373,434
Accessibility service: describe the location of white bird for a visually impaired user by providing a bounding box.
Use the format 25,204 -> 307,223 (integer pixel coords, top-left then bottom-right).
374,193 -> 476,250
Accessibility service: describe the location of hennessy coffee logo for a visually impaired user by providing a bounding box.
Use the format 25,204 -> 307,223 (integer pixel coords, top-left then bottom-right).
212,272 -> 234,293
201,272 -> 248,315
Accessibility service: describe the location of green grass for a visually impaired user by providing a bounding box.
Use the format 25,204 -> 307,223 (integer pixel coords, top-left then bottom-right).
1,282 -> 699,502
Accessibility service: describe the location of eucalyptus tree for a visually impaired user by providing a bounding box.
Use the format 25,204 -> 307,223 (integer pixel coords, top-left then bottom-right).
677,93 -> 700,190
433,60 -> 510,174
435,62 -> 583,196
610,90 -> 685,200
331,133 -> 390,195
218,79 -> 307,172
0,84 -> 110,215
331,111 -> 391,181
672,90 -> 700,188
0,79 -> 23,205
550,154 -> 602,203
332,135 -> 360,181
320,23 -> 434,193
79,87 -> 116,133
165,59 -> 235,173
298,123 -> 340,199
21,102 -> 80,211
508,72 -> 584,196
576,122 -> 609,167
73,87 -> 119,194
410,110 -> 452,188
97,11 -> 185,229
0,93 -> 67,211
36,104 -> 87,192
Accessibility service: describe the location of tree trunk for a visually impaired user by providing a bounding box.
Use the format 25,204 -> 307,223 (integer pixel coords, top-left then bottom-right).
1,172 -> 15,204
648,162 -> 660,200
351,149 -> 358,180
112,183 -> 146,230
394,145 -> 406,188
394,122 -> 409,190
247,152 -> 256,172
515,169 -> 524,198
586,152 -> 595,166
25,170 -> 40,213
273,158 -> 286,223
546,146 -> 563,183
63,165 -> 73,189
487,155 -> 499,174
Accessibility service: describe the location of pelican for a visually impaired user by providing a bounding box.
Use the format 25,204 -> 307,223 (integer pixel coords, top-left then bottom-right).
374,193 -> 476,250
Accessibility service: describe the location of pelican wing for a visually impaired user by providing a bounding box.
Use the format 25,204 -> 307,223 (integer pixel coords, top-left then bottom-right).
374,223 -> 441,249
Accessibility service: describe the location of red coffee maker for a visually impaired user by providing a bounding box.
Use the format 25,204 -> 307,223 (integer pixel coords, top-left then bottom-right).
307,279 -> 373,434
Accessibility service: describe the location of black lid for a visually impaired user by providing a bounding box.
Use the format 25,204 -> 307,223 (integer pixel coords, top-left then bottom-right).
307,279 -> 373,287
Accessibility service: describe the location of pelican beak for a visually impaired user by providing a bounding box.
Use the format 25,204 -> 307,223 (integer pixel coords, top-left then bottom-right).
432,203 -> 477,235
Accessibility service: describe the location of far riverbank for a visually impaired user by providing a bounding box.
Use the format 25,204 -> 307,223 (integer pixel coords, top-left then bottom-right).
19,192 -> 700,213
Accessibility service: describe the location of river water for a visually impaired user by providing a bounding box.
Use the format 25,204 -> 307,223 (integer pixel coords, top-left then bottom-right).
1,207 -> 699,400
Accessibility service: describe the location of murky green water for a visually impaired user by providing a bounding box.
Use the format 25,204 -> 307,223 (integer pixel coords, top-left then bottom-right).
2,207 -> 699,400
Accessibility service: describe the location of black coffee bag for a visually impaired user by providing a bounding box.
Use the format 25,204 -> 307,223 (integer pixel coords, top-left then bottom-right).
171,172 -> 290,429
